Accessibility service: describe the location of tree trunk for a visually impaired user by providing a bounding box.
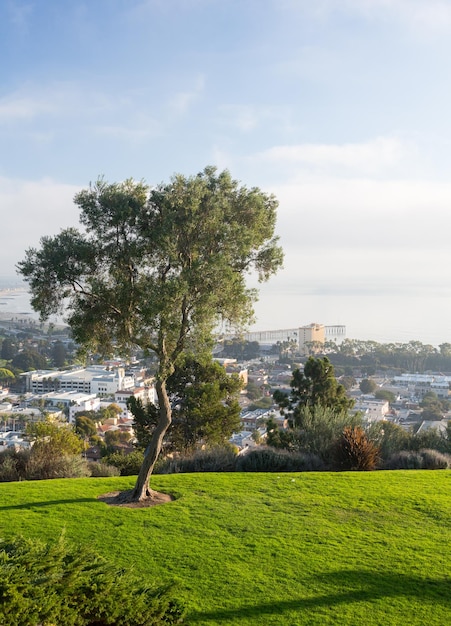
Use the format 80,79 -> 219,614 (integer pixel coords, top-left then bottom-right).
132,379 -> 172,501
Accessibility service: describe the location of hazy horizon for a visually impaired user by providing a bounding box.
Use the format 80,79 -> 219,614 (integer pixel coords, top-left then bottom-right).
1,277 -> 450,347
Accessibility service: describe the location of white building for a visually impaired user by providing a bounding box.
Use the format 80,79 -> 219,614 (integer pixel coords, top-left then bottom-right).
353,399 -> 390,423
21,366 -> 135,396
114,386 -> 156,419
242,324 -> 346,351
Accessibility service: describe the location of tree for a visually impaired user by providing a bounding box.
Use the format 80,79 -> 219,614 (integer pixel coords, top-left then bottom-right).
75,415 -> 97,439
340,375 -> 356,391
359,378 -> 377,394
26,420 -> 84,457
274,357 -> 354,423
131,355 -> 242,454
51,341 -> 67,367
0,368 -> 15,384
11,349 -> 47,372
374,389 -> 396,403
1,337 -> 16,360
420,392 -> 446,420
18,167 -> 283,501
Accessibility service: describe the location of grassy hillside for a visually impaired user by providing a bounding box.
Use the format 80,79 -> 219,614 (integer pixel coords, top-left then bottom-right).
1,471 -> 451,625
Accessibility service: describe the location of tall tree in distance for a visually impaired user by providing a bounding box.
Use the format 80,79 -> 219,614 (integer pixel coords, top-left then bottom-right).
274,356 -> 354,424
18,167 -> 283,501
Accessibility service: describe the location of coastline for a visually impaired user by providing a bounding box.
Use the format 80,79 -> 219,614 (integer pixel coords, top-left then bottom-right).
0,288 -> 35,322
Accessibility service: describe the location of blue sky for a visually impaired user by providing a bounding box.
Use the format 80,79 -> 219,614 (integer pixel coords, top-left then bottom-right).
2,0 -> 451,344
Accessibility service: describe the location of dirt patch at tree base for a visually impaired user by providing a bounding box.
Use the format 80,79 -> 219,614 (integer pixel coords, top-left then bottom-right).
97,490 -> 174,508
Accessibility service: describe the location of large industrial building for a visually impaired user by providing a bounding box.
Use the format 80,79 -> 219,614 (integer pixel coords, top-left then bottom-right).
242,323 -> 346,354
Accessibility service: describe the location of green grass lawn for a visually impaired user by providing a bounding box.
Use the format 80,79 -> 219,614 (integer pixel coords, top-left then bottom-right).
1,471 -> 451,625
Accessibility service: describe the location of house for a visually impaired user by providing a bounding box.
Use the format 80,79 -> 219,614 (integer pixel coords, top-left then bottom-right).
353,399 -> 390,423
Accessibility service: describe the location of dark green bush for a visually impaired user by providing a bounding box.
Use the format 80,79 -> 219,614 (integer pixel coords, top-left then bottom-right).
236,447 -> 324,472
103,450 -> 145,475
0,534 -> 185,625
0,448 -> 30,482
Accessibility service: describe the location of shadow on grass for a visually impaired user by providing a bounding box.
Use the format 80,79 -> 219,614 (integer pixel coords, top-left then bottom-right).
0,498 -> 98,510
189,570 -> 451,623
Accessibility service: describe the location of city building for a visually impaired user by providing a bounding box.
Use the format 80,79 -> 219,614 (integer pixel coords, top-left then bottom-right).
242,323 -> 345,353
21,366 -> 135,396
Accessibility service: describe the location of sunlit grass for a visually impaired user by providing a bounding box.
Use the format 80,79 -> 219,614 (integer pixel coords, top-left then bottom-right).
1,471 -> 451,625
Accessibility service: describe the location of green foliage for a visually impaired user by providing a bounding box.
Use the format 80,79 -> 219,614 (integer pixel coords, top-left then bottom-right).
75,415 -> 97,438
103,450 -> 145,475
247,396 -> 273,410
156,446 -> 238,474
1,337 -> 16,361
2,473 -> 451,624
366,421 -> 411,460
0,446 -> 93,482
340,375 -> 356,390
384,449 -> 451,470
0,367 -> 14,381
332,426 -> 380,471
246,380 -> 263,401
0,534 -> 185,625
51,340 -> 67,367
267,405 -> 362,463
87,461 -> 121,477
374,389 -> 396,403
104,429 -> 132,447
219,339 -> 261,360
235,447 -> 324,472
25,453 -> 91,480
11,348 -> 47,371
18,168 -> 283,497
274,357 -> 354,422
359,378 -> 377,394
411,428 -> 451,454
0,449 -> 27,482
26,419 -> 84,456
131,356 -> 242,454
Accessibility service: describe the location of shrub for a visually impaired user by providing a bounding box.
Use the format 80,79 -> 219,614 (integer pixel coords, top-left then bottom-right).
236,447 -> 324,472
0,453 -> 21,482
103,450 -> 145,475
0,534 -> 185,625
332,426 -> 380,471
88,461 -> 121,477
384,449 -> 451,470
419,448 -> 451,469
25,453 -> 91,480
156,446 -> 238,474
383,450 -> 424,470
0,448 -> 30,482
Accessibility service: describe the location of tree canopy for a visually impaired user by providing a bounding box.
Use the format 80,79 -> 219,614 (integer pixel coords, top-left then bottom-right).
18,167 -> 283,501
274,356 -> 354,424
131,355 -> 242,454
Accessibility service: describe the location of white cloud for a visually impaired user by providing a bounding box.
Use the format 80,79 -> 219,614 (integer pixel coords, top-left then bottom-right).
0,177 -> 80,278
169,75 -> 205,116
272,176 -> 451,250
257,137 -> 414,177
218,104 -> 295,134
281,0 -> 451,33
0,83 -> 114,125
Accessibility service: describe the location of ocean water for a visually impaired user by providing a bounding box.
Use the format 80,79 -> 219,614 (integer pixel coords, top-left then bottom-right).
2,280 -> 450,347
